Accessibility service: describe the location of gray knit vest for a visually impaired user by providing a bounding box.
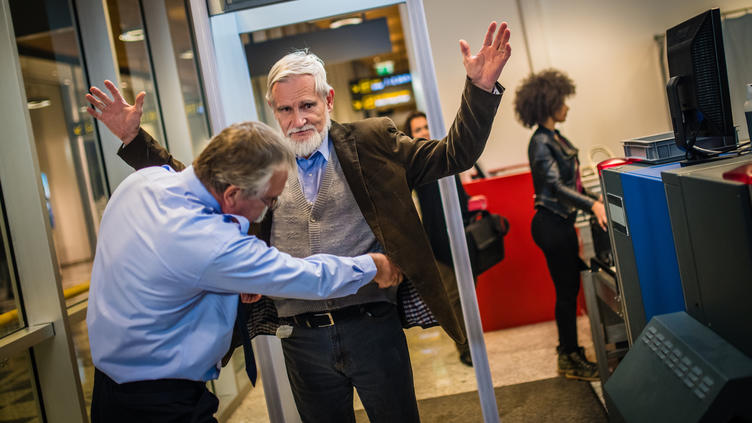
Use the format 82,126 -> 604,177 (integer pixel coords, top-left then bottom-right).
271,146 -> 396,317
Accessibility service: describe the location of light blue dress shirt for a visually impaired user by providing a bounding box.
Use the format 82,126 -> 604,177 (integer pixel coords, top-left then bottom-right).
87,165 -> 376,383
296,135 -> 331,203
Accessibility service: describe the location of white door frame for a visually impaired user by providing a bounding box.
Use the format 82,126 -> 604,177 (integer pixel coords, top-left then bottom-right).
188,1 -> 499,421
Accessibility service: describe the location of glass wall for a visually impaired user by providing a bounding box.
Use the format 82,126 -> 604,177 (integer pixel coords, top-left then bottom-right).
0,352 -> 43,422
11,0 -> 212,312
165,0 -> 212,154
8,2 -> 101,418
11,0 -> 106,307
0,183 -> 23,338
105,0 -> 167,143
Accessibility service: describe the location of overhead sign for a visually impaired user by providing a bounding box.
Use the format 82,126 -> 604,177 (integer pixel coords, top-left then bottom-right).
350,73 -> 413,111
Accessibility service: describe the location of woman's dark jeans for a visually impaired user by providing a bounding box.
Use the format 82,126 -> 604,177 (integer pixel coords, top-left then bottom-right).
531,207 -> 586,354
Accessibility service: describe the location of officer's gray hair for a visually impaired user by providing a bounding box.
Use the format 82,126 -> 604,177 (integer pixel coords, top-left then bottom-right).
194,121 -> 294,198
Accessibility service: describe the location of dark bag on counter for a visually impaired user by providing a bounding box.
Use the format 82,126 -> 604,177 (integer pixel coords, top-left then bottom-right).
465,210 -> 509,276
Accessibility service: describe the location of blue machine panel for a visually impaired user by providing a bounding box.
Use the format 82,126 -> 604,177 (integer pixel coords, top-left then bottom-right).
620,163 -> 685,321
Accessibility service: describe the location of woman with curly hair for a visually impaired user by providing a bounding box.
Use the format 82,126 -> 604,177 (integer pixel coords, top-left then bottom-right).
514,69 -> 607,381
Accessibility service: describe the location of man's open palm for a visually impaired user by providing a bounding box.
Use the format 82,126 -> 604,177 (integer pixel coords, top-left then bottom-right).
86,80 -> 145,144
460,21 -> 512,92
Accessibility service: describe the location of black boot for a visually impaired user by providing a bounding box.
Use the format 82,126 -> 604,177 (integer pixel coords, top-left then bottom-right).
456,342 -> 473,367
557,347 -> 598,381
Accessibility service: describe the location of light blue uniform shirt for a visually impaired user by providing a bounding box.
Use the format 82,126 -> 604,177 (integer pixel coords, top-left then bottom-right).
296,135 -> 331,203
87,165 -> 376,383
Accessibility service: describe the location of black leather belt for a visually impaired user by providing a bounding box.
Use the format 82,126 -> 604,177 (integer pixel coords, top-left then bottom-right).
287,302 -> 389,328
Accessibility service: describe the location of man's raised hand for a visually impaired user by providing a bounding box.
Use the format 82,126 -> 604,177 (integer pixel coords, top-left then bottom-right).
460,21 -> 512,92
86,80 -> 145,145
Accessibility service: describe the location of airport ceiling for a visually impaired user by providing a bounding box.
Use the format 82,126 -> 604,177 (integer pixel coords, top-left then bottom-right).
12,1 -> 408,93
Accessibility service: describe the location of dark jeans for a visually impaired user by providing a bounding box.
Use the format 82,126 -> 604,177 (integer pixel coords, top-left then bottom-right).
91,368 -> 218,423
531,207 -> 586,354
281,302 -> 420,423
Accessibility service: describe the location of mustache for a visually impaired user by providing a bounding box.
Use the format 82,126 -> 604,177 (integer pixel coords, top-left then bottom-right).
287,124 -> 316,136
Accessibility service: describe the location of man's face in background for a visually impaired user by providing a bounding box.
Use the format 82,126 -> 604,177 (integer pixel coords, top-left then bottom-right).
409,116 -> 430,139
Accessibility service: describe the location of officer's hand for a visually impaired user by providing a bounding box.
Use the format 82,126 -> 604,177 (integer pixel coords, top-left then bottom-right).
368,253 -> 404,288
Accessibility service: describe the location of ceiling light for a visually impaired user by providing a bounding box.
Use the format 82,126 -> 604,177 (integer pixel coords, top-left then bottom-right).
119,28 -> 145,42
27,98 -> 51,110
179,50 -> 194,60
329,17 -> 362,29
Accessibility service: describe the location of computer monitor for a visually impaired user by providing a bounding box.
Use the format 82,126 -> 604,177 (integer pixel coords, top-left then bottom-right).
665,8 -> 737,160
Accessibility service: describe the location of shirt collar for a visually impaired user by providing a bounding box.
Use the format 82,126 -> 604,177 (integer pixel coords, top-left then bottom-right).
178,165 -> 220,211
178,165 -> 250,233
296,133 -> 332,167
319,132 -> 332,160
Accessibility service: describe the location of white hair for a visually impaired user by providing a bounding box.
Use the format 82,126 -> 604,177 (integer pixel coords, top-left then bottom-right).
265,50 -> 332,105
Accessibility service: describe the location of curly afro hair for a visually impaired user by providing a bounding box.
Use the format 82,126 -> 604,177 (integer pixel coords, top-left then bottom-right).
513,69 -> 576,128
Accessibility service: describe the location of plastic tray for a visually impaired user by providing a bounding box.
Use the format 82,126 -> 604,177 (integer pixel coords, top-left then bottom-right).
622,132 -> 683,163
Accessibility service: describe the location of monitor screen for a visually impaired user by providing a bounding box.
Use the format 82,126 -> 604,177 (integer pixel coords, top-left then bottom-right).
665,8 -> 737,159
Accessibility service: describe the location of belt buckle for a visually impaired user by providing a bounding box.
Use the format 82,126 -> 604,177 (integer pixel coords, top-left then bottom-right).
313,312 -> 334,327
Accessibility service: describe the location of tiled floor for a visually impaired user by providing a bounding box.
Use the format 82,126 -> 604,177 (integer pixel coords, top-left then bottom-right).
0,313 -> 597,422
226,315 -> 597,422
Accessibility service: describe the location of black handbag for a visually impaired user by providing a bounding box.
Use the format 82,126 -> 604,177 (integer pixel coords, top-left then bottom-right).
589,216 -> 613,267
465,210 -> 509,276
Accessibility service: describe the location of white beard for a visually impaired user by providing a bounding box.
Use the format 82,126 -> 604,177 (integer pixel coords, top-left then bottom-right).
286,113 -> 331,158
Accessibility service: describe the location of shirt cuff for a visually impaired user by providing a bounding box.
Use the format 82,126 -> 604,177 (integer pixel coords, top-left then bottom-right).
353,254 -> 378,282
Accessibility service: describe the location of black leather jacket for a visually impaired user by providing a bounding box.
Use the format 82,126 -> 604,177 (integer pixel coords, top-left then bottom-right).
528,126 -> 596,218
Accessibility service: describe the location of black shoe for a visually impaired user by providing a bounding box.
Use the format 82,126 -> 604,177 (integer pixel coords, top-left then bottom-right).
557,347 -> 598,381
459,350 -> 473,367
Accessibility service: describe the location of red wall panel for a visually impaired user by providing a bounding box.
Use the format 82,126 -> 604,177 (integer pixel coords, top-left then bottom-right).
464,171 -> 558,332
